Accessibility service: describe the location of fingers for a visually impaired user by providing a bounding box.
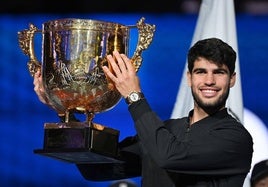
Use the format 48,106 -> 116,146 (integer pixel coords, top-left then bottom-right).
33,70 -> 44,91
32,70 -> 63,113
33,69 -> 40,86
103,51 -> 134,78
33,70 -> 40,91
121,53 -> 135,73
33,69 -> 47,104
105,54 -> 120,81
108,51 -> 127,74
114,52 -> 128,75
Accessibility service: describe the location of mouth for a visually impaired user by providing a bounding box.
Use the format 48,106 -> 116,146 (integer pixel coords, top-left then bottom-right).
200,88 -> 219,98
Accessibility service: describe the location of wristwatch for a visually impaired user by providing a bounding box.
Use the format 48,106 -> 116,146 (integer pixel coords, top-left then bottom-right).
125,91 -> 144,105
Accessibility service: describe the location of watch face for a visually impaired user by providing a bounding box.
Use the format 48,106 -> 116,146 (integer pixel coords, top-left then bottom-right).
130,92 -> 139,102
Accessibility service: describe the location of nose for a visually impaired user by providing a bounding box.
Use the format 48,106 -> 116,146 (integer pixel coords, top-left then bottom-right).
204,73 -> 216,85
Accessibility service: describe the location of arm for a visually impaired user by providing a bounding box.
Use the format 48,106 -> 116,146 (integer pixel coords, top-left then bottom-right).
102,51 -> 253,176
129,100 -> 253,175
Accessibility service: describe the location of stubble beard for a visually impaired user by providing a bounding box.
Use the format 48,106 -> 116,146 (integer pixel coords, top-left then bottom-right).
191,88 -> 230,114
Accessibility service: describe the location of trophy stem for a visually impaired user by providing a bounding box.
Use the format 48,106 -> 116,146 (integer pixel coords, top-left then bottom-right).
64,110 -> 71,123
86,112 -> 95,125
62,110 -> 95,127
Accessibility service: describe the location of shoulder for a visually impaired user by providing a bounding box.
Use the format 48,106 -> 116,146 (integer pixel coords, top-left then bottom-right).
212,116 -> 253,144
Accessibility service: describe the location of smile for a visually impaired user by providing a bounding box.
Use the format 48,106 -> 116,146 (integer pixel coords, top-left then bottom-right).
201,89 -> 218,97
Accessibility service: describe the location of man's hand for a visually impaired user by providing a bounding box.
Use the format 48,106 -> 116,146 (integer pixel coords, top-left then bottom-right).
33,69 -> 49,105
102,51 -> 141,98
33,69 -> 64,114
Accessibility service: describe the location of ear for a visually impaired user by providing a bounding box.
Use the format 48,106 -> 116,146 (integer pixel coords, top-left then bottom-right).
187,71 -> 191,87
229,72 -> 236,88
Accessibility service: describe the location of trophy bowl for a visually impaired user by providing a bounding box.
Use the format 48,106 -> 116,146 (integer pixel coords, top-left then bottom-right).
18,17 -> 155,163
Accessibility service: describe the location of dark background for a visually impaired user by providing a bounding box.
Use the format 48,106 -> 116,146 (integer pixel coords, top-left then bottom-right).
1,0 -> 268,187
1,0 -> 268,14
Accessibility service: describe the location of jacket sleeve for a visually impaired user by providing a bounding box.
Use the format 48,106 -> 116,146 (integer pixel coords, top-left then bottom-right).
128,99 -> 253,175
76,135 -> 142,181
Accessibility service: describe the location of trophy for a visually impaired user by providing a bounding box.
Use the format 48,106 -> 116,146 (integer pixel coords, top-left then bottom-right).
18,17 -> 155,163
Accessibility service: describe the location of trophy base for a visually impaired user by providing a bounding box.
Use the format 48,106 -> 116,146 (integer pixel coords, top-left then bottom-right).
34,122 -> 123,164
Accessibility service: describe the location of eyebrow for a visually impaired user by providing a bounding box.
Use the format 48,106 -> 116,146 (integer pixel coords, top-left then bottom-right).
192,68 -> 229,74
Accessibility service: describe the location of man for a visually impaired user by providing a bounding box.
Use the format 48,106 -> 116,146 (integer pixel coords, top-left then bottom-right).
251,159 -> 268,187
34,38 -> 253,186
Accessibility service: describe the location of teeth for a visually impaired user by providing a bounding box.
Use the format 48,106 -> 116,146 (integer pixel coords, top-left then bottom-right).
202,90 -> 215,92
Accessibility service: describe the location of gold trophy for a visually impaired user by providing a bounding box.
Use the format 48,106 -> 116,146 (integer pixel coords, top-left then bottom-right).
18,17 -> 155,163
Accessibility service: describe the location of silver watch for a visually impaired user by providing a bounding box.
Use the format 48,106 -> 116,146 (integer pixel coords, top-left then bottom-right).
125,91 -> 144,105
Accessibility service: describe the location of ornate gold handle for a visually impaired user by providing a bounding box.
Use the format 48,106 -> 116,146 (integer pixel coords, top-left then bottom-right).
130,17 -> 156,72
18,23 -> 41,77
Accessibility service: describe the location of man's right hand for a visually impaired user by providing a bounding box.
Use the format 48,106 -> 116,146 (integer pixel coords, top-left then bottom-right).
33,69 -> 64,114
33,69 -> 49,105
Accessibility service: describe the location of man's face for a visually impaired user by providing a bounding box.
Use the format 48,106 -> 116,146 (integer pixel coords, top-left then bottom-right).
187,57 -> 236,112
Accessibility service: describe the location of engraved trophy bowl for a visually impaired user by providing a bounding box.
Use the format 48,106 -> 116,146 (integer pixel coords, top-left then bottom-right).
18,17 -> 155,163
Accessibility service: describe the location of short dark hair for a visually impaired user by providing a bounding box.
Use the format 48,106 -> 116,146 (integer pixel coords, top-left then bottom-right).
187,38 -> 236,75
251,159 -> 268,186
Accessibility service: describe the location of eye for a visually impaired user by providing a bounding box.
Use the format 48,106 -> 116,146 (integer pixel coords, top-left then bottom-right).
194,69 -> 206,74
214,70 -> 227,75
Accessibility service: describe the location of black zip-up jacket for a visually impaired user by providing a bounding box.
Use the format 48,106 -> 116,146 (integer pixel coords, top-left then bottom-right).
77,99 -> 253,187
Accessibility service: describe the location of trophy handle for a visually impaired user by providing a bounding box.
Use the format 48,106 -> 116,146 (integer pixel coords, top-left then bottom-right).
130,17 -> 156,72
18,23 -> 41,77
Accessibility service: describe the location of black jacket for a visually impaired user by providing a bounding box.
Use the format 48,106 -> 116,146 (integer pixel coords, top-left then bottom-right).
77,99 -> 253,187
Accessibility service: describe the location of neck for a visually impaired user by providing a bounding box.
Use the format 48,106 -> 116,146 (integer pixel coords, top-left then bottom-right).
190,105 -> 225,125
